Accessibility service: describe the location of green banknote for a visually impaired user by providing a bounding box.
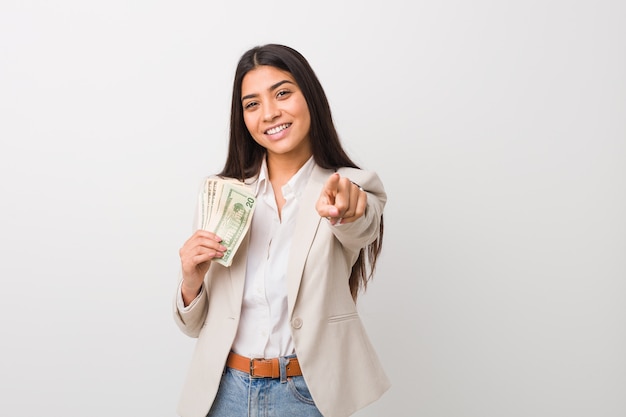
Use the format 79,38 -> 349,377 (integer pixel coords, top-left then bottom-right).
202,180 -> 256,267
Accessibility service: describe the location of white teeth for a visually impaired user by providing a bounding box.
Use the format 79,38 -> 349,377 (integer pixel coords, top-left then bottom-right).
266,123 -> 290,135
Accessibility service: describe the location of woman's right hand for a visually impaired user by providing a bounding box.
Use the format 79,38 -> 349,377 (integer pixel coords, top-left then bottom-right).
179,230 -> 226,304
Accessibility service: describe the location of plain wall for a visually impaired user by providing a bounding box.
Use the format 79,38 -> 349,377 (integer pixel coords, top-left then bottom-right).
1,1 -> 624,416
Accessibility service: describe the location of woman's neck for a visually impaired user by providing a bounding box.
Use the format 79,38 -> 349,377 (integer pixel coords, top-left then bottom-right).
266,152 -> 311,186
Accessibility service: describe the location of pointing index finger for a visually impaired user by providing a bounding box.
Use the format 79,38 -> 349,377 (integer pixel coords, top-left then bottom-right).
323,172 -> 341,196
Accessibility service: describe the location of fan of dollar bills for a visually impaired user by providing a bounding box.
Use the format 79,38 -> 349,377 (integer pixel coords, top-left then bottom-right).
200,178 -> 256,267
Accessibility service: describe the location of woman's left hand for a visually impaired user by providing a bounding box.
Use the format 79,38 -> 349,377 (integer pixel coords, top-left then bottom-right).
316,173 -> 367,225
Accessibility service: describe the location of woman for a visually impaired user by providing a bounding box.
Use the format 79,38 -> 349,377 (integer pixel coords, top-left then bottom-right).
174,44 -> 390,417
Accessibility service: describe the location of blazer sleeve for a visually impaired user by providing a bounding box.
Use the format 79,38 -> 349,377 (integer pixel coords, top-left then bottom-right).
172,278 -> 209,338
330,167 -> 387,252
172,177 -> 211,338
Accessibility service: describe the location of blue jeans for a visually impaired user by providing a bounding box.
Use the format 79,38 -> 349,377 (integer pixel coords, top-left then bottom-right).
207,355 -> 324,417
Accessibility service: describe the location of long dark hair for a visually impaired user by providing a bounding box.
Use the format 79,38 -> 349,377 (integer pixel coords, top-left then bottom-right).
218,43 -> 383,300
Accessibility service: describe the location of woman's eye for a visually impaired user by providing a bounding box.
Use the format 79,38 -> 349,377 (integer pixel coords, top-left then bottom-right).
277,90 -> 291,98
244,101 -> 257,110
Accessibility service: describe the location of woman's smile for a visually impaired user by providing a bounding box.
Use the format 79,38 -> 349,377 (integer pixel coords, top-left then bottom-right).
265,122 -> 292,137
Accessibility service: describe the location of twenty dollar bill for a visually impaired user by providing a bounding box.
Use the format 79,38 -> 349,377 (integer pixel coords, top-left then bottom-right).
200,179 -> 256,267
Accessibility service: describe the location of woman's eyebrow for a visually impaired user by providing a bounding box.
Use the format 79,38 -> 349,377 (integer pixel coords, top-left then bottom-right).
269,79 -> 294,91
241,80 -> 295,102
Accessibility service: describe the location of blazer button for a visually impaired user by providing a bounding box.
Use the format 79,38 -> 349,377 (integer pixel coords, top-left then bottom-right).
291,317 -> 303,329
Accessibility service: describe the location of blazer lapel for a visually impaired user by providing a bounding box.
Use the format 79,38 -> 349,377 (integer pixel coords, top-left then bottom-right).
286,165 -> 332,316
226,178 -> 257,318
227,232 -> 249,318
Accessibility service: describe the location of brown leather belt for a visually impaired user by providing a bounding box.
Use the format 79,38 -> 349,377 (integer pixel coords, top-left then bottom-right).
226,352 -> 302,378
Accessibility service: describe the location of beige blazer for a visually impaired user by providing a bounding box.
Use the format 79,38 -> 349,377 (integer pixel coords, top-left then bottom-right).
173,165 -> 390,417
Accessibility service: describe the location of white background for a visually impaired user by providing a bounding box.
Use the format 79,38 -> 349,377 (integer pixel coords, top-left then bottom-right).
1,1 -> 624,416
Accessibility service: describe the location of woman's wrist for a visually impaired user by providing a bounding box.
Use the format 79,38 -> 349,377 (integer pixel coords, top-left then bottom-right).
181,280 -> 202,306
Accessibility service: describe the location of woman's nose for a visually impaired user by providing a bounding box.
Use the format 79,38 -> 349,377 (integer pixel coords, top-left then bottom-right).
263,103 -> 280,122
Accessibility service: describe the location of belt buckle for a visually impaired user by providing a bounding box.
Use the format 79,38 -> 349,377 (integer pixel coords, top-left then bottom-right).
249,357 -> 263,378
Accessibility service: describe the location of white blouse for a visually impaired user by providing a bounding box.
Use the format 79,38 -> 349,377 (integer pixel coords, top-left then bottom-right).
231,156 -> 315,359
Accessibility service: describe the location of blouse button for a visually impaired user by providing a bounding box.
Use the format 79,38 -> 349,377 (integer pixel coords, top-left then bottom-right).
291,317 -> 303,329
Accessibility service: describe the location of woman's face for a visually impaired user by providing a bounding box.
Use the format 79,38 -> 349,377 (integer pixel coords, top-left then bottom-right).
241,65 -> 312,163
